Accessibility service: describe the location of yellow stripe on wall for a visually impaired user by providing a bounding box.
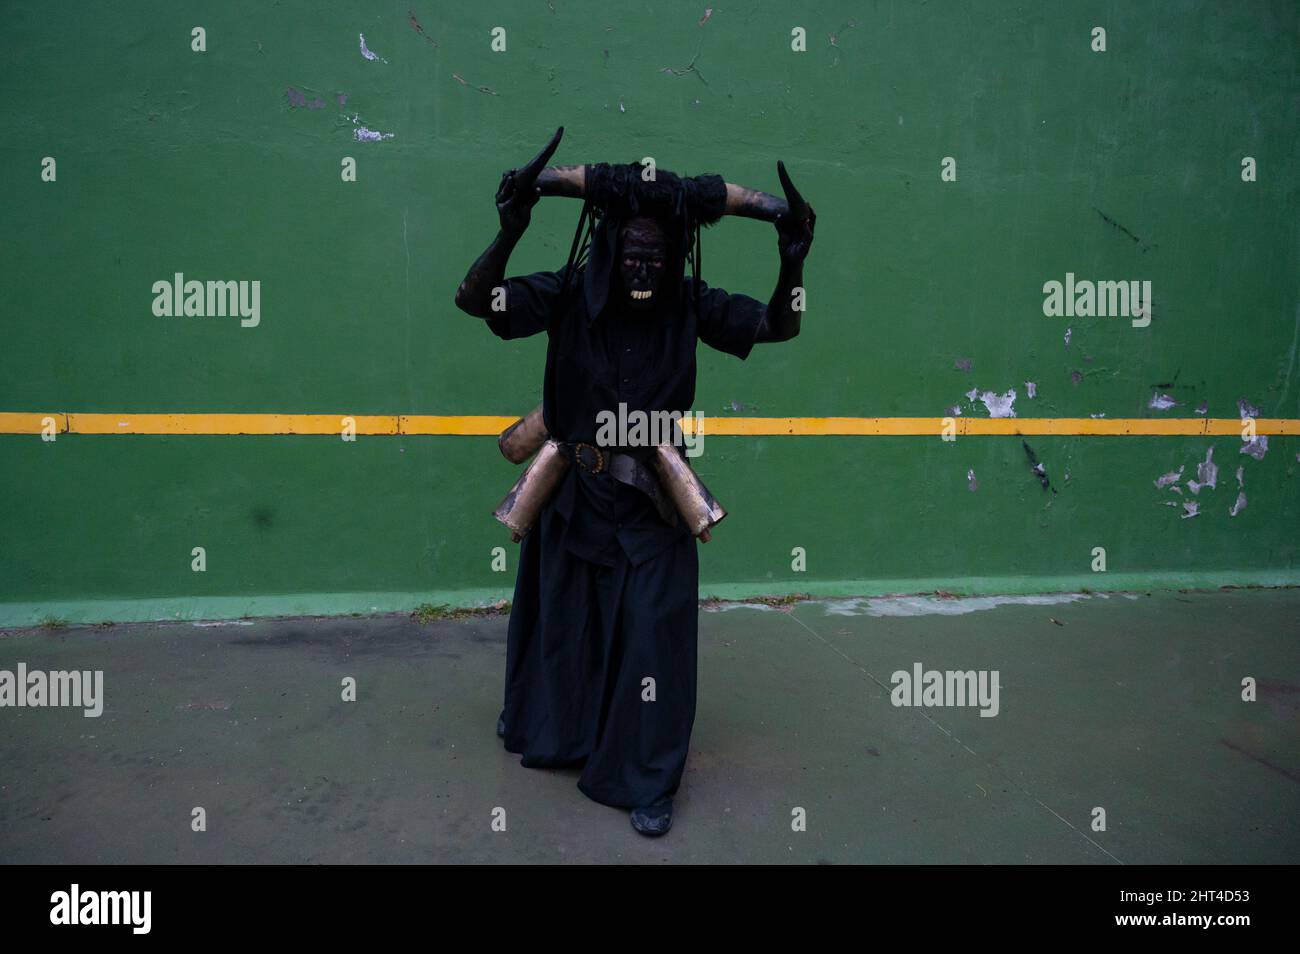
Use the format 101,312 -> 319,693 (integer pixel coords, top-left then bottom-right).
66,413 -> 401,435
1,412 -> 1298,436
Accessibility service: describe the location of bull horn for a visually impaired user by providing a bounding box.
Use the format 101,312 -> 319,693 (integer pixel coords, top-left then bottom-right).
536,164 -> 587,198
776,160 -> 810,220
514,127 -> 564,191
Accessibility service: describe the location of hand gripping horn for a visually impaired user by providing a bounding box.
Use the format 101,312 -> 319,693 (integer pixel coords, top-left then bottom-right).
502,125 -> 566,199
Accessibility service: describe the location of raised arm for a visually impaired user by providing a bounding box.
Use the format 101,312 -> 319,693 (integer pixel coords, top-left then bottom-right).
454,128 -> 564,318
754,161 -> 816,343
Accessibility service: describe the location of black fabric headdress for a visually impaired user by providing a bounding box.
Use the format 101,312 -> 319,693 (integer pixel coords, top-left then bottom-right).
560,162 -> 728,324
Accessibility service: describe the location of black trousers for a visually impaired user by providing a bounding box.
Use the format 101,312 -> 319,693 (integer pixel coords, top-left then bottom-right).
500,507 -> 699,809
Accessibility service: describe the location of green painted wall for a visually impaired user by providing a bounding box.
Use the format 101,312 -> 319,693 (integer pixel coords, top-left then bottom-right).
1,1 -> 1297,624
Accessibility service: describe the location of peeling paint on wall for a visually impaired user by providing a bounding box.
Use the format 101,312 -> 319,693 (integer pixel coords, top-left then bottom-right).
1187,446 -> 1217,494
1149,392 -> 1178,410
1025,381 -> 1037,399
359,33 -> 388,63
1240,436 -> 1268,461
976,389 -> 1017,417
1154,466 -> 1184,490
1182,501 -> 1200,519
1229,492 -> 1247,517
967,468 -> 978,491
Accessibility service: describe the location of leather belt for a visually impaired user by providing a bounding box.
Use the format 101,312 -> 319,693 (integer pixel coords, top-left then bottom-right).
559,442 -> 679,529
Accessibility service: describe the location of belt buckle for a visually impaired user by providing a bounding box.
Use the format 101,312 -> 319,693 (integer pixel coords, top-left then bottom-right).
573,442 -> 606,474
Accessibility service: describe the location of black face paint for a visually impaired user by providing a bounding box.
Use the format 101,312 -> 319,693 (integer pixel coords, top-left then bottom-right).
618,218 -> 668,312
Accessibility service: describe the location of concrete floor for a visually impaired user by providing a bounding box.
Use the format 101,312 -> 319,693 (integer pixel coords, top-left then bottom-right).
1,588 -> 1297,864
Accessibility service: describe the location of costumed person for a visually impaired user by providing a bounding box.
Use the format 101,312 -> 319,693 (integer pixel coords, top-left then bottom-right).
454,127 -> 815,836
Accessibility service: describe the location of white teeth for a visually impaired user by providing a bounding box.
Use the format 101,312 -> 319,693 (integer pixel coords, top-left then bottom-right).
631,289 -> 652,300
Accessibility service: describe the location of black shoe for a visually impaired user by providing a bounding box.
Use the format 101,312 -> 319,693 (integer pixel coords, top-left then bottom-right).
496,713 -> 505,739
630,798 -> 673,837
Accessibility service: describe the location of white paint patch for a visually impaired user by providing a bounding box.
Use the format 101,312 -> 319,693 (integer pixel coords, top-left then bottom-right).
1238,398 -> 1261,419
1025,381 -> 1037,399
359,33 -> 388,63
1153,465 -> 1184,490
1149,392 -> 1178,410
966,468 -> 978,491
822,593 -> 1085,618
1187,446 -> 1217,495
1240,435 -> 1268,461
1229,492 -> 1247,517
977,389 -> 1017,418
1182,500 -> 1200,519
354,126 -> 395,142
191,620 -> 254,627
1064,327 -> 1072,346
